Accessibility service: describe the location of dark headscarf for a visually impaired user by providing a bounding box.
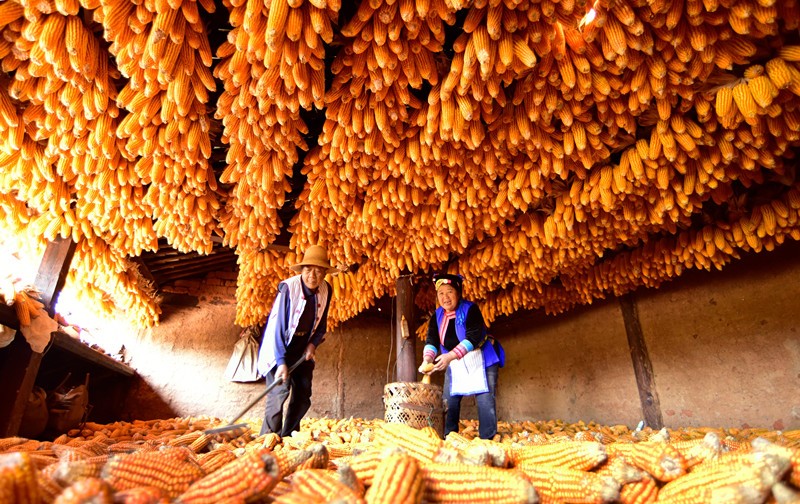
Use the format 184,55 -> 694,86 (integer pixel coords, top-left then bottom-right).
433,273 -> 463,296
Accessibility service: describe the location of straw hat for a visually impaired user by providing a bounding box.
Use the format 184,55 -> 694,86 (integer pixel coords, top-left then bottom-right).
290,245 -> 336,273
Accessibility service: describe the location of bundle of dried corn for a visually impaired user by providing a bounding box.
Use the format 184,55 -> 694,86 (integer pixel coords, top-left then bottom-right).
92,0 -> 219,254
291,0 -> 454,274
327,262 -> 396,324
0,192 -> 30,234
233,247 -> 295,327
2,2 -> 159,253
423,44 -> 800,321
3,0 -> 800,330
215,16 -> 303,251
215,1 -> 341,321
63,240 -> 161,327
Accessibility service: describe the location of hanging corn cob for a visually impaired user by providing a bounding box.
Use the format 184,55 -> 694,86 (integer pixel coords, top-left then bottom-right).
1,0 -> 800,330
95,0 -> 219,255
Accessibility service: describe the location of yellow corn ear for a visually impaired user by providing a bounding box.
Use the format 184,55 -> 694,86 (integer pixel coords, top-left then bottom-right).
0,452 -> 41,504
177,449 -> 280,503
373,423 -> 443,462
748,75 -> 778,108
766,58 -> 794,89
607,441 -> 687,482
619,474 -> 658,504
273,448 -> 314,479
297,444 -> 330,471
349,448 -> 404,487
53,455 -> 109,486
715,86 -> 734,118
420,460 -> 538,503
657,451 -> 790,503
732,81 -> 758,118
102,448 -> 204,499
266,0 -> 289,50
516,461 -> 619,503
364,453 -> 423,504
512,441 -> 608,471
196,450 -> 237,475
514,38 -> 537,68
291,466 -> 365,503
779,45 -> 800,62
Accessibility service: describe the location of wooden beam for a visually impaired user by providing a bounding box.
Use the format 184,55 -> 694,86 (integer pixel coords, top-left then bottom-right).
50,331 -> 134,377
156,263 -> 238,285
34,236 -> 76,313
0,237 -> 76,436
143,248 -> 232,263
395,275 -> 416,383
147,253 -> 236,274
132,257 -> 158,289
0,334 -> 43,436
619,293 -> 663,430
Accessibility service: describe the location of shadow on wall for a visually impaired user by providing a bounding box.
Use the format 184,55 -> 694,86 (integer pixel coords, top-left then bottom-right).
119,376 -> 177,421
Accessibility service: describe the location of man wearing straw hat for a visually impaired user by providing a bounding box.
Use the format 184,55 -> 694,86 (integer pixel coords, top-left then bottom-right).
257,245 -> 336,437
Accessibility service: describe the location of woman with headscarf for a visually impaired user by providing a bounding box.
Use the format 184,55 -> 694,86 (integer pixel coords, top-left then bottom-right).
419,273 -> 504,440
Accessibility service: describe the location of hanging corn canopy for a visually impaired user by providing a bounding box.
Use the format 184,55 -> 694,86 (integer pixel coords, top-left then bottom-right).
1,0 -> 799,328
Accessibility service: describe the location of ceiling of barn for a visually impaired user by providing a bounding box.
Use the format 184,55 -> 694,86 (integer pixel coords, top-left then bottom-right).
1,0 -> 799,329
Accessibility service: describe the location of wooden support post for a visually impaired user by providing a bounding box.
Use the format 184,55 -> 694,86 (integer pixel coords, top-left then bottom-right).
0,236 -> 75,436
0,335 -> 43,436
34,236 -> 77,314
619,293 -> 663,430
395,275 -> 416,383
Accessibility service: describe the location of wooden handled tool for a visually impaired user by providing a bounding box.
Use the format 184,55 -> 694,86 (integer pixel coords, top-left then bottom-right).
204,357 -> 307,435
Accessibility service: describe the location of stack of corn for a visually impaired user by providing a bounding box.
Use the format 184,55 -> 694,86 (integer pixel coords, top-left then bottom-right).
0,415 -> 798,502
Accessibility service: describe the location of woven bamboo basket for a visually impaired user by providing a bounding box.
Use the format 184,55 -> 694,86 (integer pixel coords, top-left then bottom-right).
383,382 -> 445,438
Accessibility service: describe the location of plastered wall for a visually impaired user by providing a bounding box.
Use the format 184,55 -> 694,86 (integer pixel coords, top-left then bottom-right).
489,300 -> 642,427
114,241 -> 800,430
634,241 -> 800,430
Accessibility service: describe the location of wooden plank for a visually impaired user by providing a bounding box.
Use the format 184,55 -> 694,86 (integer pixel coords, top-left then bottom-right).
0,237 -> 76,436
146,247 -> 233,262
395,275 -> 416,383
50,332 -> 135,377
157,264 -> 238,285
0,334 -> 43,437
619,293 -> 663,430
34,236 -> 76,312
147,253 -> 236,273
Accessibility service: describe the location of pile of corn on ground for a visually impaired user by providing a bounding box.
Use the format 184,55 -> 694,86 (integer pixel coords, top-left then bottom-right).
1,416 -> 798,503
